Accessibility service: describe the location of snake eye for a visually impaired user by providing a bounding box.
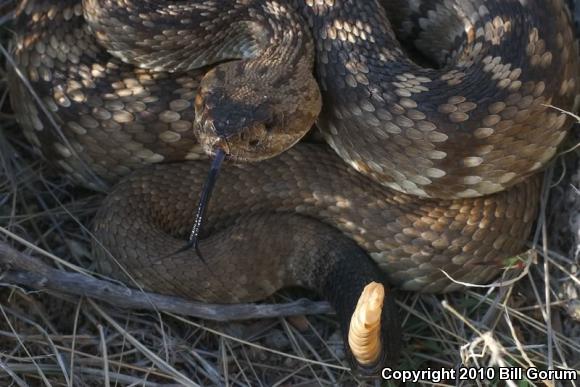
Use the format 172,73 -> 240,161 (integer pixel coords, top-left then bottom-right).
249,139 -> 260,147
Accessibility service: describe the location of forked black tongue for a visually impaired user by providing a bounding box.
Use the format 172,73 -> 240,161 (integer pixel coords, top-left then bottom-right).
169,146 -> 226,261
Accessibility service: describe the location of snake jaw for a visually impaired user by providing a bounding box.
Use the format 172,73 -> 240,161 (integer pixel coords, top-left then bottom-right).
348,282 -> 385,367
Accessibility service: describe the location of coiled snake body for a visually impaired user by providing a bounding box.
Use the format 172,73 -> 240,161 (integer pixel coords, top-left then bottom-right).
10,0 -> 579,370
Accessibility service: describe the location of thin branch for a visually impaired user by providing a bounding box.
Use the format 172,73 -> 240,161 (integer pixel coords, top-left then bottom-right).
0,241 -> 332,321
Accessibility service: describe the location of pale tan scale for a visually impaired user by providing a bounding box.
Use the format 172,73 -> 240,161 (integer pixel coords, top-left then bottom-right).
112,111 -> 134,123
395,88 -> 412,97
500,106 -> 518,119
427,150 -> 447,160
438,103 -> 457,114
92,107 -> 112,120
508,80 -> 522,91
404,128 -> 423,140
463,176 -> 483,185
463,157 -> 484,167
416,121 -> 436,132
395,115 -> 414,128
159,110 -> 181,123
67,121 -> 88,135
425,168 -> 446,178
475,146 -> 496,157
447,96 -> 466,105
159,130 -> 182,143
449,112 -> 470,123
488,102 -> 505,114
427,131 -> 449,143
53,142 -> 73,158
398,98 -> 417,109
457,102 -> 477,112
406,109 -> 426,121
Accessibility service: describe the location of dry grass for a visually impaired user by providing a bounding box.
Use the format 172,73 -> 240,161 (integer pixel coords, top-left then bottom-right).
1,9 -> 579,387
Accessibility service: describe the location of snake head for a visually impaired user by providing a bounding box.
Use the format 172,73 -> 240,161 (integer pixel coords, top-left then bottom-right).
194,63 -> 321,162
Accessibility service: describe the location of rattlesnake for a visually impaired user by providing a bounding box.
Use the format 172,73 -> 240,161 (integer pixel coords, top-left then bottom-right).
9,0 -> 578,373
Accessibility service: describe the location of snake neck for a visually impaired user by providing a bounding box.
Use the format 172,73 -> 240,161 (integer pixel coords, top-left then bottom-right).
81,0 -> 322,162
82,0 -> 314,74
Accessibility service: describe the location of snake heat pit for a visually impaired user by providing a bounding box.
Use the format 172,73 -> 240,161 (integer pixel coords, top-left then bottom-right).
9,0 -> 579,374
